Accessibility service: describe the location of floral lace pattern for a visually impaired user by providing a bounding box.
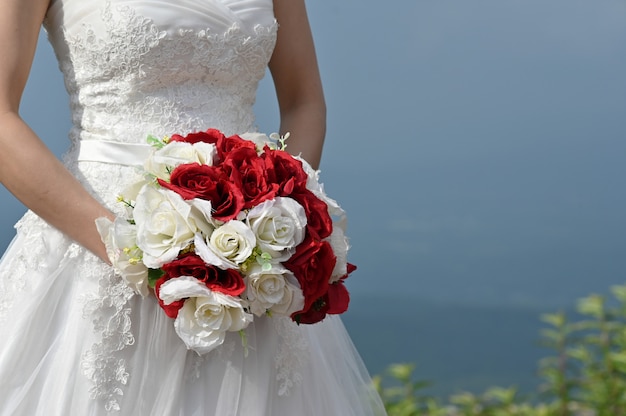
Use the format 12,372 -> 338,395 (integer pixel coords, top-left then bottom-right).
274,317 -> 310,396
0,213 -> 64,324
46,1 -> 277,149
80,263 -> 136,412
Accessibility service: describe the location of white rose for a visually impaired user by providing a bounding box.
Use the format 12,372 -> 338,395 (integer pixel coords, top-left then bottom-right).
239,132 -> 272,151
115,175 -> 152,217
145,141 -> 217,179
120,178 -> 147,201
133,185 -> 198,268
245,264 -> 304,317
95,217 -> 150,296
195,220 -> 256,269
159,276 -> 253,355
246,197 -> 307,261
325,223 -> 350,282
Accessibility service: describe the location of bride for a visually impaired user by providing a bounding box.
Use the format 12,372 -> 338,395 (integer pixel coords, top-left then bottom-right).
0,0 -> 386,415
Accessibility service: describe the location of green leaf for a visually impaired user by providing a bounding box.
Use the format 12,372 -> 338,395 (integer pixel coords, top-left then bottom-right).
541,312 -> 566,328
611,284 -> 626,303
148,268 -> 165,288
387,363 -> 415,383
540,328 -> 563,342
484,386 -> 517,404
577,294 -> 605,318
567,346 -> 592,361
147,134 -> 166,149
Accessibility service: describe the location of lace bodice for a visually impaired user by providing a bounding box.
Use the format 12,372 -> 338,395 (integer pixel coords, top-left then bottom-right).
45,0 -> 275,150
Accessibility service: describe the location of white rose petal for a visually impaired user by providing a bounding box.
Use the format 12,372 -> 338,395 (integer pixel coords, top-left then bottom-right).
160,276 -> 253,355
175,301 -> 225,355
326,224 -> 350,282
245,264 -> 304,317
133,185 -> 198,268
189,198 -> 216,236
195,220 -> 255,269
246,197 -> 307,261
192,142 -> 218,165
144,141 -> 217,179
96,217 -> 150,296
158,275 -> 213,304
239,132 -> 272,151
118,176 -> 150,208
194,234 -> 232,270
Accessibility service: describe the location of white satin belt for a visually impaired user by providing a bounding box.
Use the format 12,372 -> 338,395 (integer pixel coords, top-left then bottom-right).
76,140 -> 152,167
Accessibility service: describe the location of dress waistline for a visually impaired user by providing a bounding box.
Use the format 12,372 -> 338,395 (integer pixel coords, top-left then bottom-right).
76,140 -> 152,167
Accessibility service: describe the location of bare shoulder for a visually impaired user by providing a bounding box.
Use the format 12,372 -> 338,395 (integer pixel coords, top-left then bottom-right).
272,0 -> 311,39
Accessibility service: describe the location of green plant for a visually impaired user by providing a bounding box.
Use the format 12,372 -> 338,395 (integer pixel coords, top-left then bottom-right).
376,284 -> 626,415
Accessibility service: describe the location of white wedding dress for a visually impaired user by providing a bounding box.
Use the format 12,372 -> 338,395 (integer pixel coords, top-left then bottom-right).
0,1 -> 386,415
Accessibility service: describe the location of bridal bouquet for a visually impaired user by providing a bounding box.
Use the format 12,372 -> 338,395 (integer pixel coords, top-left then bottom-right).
96,129 -> 355,354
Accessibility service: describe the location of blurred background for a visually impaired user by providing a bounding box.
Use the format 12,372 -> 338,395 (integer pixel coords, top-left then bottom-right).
3,0 -> 625,397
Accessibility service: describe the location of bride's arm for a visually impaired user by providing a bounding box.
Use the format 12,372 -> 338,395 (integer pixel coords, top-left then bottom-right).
269,0 -> 326,170
0,0 -> 114,262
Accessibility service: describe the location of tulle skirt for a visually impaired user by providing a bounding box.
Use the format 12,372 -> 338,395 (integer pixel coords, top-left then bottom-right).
0,212 -> 386,415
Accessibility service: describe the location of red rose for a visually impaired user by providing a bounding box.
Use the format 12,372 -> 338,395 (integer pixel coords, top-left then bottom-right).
284,236 -> 336,313
291,189 -> 333,240
293,298 -> 329,324
162,254 -> 245,296
326,263 -> 355,315
326,279 -> 350,315
219,134 -> 257,161
324,263 -> 355,316
154,277 -> 185,318
292,280 -> 350,324
291,276 -> 352,324
222,147 -> 278,208
158,163 -> 244,222
170,128 -> 225,145
262,148 -> 308,196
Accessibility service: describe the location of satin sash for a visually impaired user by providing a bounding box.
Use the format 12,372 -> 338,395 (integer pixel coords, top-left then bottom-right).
76,140 -> 152,167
